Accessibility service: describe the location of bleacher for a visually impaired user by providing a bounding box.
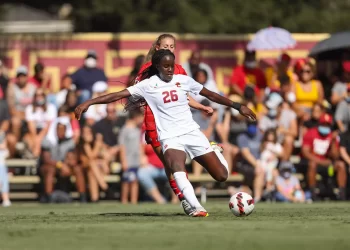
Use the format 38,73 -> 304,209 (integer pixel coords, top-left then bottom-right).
7,155 -> 314,202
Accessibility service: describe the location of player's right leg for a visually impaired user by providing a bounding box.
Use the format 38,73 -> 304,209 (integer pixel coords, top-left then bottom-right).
162,141 -> 208,217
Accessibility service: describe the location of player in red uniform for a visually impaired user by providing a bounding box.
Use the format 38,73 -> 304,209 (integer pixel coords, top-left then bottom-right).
134,34 -> 213,215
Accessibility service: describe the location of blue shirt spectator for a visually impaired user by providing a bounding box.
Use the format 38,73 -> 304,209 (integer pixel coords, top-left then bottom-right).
71,50 -> 107,104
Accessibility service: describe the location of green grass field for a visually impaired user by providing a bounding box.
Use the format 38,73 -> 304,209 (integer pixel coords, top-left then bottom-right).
1,202 -> 350,250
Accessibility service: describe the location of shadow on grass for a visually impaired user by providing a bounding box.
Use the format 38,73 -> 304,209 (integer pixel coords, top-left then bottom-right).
98,213 -> 184,217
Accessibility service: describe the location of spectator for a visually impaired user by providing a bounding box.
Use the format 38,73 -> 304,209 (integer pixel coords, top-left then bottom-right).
182,50 -> 214,81
192,100 -> 218,176
46,106 -> 80,145
127,55 -> 145,87
292,59 -> 324,121
84,81 -> 108,125
93,103 -> 126,162
216,95 -> 246,173
64,90 -> 79,114
28,63 -> 50,90
6,66 -> 36,144
40,122 -> 86,203
339,124 -> 350,172
0,98 -> 10,142
302,103 -> 324,134
191,69 -> 220,106
53,74 -> 76,108
259,92 -> 297,160
265,52 -> 295,89
0,132 -> 10,207
0,59 -> 9,99
24,88 -> 57,157
331,61 -> 350,106
335,84 -> 350,132
275,161 -> 306,203
260,129 -> 283,195
278,75 -> 296,105
118,109 -> 144,204
302,114 -> 346,200
236,121 -> 265,202
71,50 -> 107,104
78,126 -> 110,202
138,131 -> 177,204
229,50 -> 266,98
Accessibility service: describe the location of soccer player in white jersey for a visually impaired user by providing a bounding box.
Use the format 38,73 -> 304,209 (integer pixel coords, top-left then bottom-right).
75,49 -> 256,217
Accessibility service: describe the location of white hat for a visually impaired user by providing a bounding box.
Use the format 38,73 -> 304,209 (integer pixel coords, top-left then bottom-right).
16,65 -> 28,76
266,93 -> 283,109
92,81 -> 108,93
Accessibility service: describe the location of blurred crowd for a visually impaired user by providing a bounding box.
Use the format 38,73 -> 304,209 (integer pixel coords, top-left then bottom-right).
1,48 -> 350,206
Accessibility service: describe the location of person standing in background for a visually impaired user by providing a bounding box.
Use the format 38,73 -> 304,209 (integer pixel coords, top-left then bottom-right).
71,50 -> 107,104
182,50 -> 214,81
118,109 -> 144,204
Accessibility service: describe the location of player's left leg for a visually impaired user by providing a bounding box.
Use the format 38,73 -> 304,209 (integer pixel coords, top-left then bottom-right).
186,131 -> 229,182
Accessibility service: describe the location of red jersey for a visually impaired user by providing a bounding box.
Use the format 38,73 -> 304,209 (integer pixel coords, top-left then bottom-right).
137,61 -> 187,132
302,127 -> 338,160
230,65 -> 266,92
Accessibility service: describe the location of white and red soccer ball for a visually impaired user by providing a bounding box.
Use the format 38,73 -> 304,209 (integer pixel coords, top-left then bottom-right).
229,192 -> 255,217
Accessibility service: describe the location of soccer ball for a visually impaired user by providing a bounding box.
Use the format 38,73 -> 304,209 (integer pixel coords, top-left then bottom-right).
229,192 -> 255,217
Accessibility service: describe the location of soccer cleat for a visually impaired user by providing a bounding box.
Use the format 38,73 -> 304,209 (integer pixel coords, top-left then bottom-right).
190,208 -> 209,217
181,199 -> 196,216
210,141 -> 223,153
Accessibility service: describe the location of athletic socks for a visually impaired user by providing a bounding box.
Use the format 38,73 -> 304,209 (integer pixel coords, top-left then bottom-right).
213,148 -> 229,174
173,171 -> 202,209
169,178 -> 185,200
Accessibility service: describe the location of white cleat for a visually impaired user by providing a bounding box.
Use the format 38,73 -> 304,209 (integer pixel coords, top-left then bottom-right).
181,199 -> 196,216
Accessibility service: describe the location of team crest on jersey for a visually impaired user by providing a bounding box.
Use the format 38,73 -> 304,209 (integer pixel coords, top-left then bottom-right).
175,82 -> 181,88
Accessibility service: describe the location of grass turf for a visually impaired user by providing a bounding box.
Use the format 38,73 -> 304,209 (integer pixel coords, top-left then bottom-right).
0,202 -> 350,250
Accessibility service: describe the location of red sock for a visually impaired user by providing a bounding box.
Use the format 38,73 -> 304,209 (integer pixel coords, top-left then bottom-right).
169,178 -> 184,200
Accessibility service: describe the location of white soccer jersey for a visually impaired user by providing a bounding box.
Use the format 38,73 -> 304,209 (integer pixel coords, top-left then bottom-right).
127,74 -> 204,140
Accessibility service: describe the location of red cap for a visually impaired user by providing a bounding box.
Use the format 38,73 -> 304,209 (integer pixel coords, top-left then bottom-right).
343,61 -> 350,72
319,113 -> 333,125
294,58 -> 309,73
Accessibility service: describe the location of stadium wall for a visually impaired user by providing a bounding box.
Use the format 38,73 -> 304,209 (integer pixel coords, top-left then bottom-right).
0,33 -> 329,94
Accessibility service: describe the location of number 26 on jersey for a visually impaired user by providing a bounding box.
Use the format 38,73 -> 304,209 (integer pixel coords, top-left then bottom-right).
162,90 -> 178,103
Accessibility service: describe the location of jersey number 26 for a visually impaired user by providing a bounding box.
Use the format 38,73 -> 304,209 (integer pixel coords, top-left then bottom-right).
162,90 -> 178,103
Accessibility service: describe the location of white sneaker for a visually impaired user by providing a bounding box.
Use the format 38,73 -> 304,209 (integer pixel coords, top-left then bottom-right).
2,200 -> 11,207
181,199 -> 196,216
210,141 -> 223,153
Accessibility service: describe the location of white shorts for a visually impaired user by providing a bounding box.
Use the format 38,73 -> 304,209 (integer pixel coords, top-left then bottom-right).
160,129 -> 213,159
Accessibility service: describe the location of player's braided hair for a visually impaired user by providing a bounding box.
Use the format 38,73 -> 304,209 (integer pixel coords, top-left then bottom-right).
125,49 -> 175,111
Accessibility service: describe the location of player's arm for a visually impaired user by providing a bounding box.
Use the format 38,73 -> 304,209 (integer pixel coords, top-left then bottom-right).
75,89 -> 131,120
187,95 -> 213,116
199,87 -> 256,121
